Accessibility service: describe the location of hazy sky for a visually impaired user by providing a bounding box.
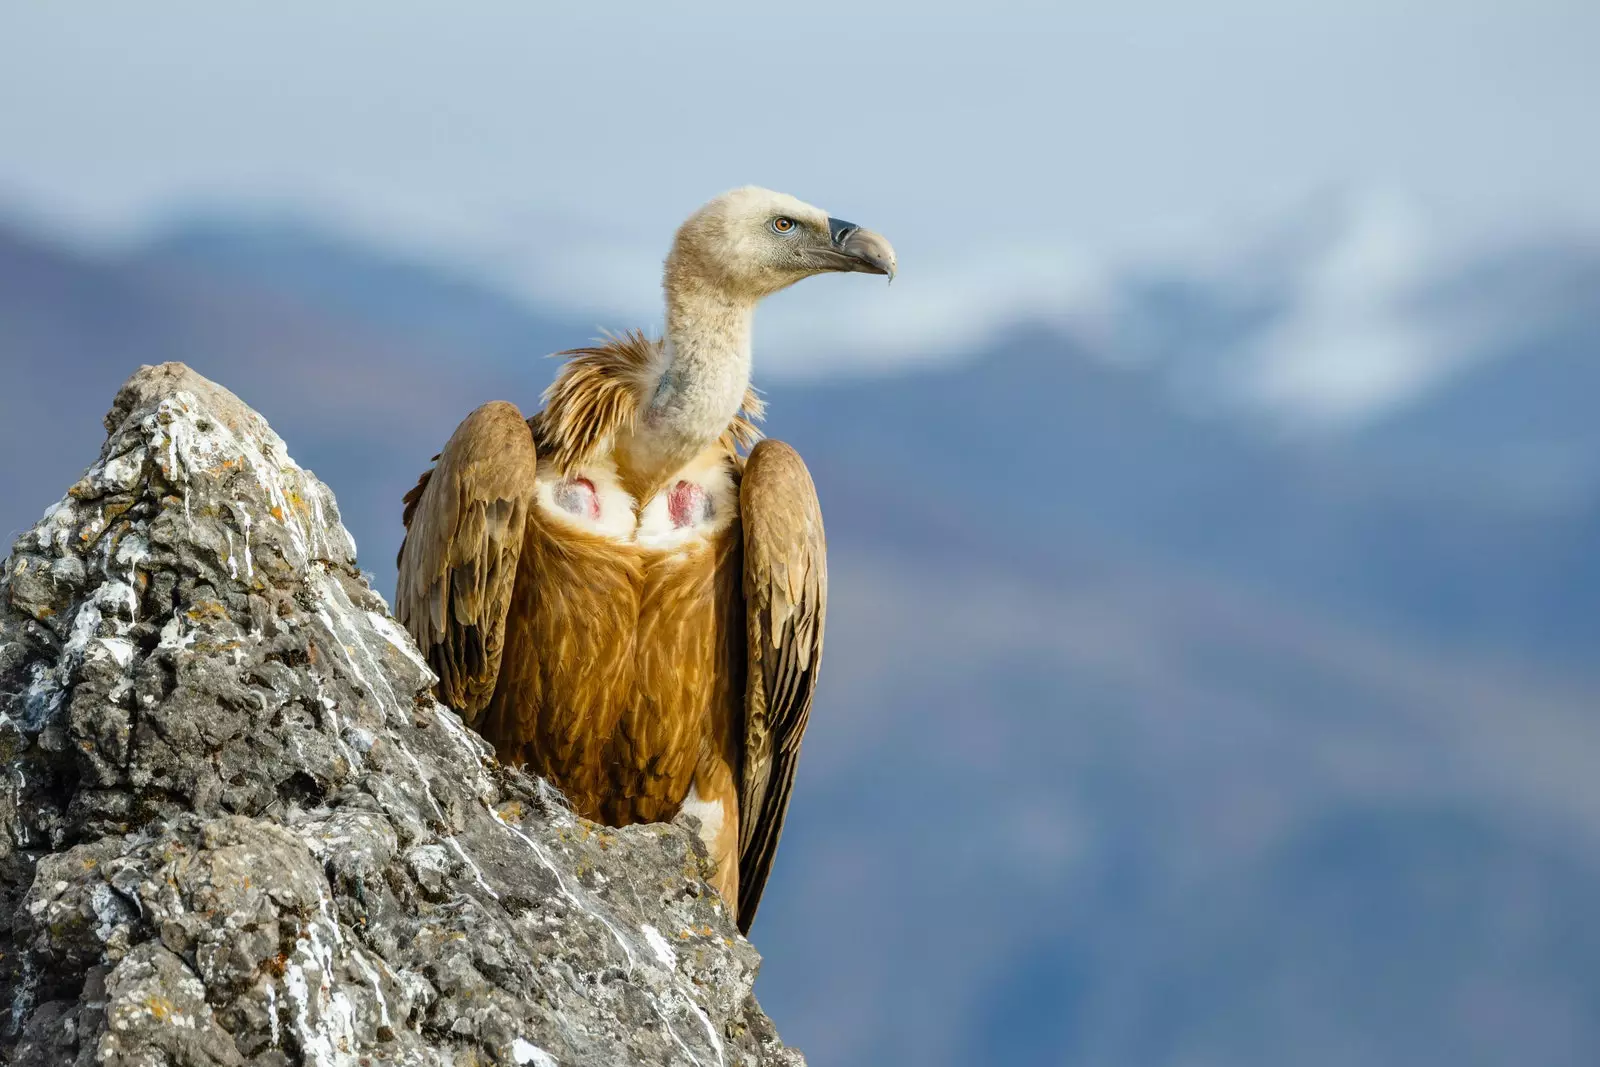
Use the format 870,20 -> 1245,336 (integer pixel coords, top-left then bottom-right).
2,1 -> 1596,398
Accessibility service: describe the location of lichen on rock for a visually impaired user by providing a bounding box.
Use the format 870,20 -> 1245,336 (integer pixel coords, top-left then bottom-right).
0,363 -> 802,1066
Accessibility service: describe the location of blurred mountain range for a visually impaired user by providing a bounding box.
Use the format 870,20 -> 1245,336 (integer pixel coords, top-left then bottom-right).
3,208 -> 1598,1067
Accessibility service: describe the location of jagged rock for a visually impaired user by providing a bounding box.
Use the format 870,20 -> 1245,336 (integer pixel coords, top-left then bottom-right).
0,363 -> 803,1067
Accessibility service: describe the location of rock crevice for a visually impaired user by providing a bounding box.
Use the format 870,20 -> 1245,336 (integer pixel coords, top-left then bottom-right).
0,363 -> 801,1066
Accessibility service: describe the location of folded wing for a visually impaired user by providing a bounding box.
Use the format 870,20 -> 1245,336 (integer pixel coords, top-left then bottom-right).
395,401 -> 538,723
737,439 -> 828,932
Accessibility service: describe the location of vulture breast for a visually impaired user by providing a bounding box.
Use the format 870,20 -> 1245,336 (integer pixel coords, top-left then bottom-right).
480,450 -> 746,851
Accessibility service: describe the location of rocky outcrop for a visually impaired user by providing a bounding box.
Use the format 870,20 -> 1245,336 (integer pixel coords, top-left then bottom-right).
0,364 -> 802,1066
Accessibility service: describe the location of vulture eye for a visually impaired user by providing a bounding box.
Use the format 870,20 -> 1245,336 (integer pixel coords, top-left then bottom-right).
769,216 -> 797,235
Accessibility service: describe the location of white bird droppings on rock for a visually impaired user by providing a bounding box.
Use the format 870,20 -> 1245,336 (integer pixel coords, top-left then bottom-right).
644,924 -> 680,970
514,1037 -> 561,1066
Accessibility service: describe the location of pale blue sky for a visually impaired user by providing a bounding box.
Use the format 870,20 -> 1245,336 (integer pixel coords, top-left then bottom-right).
2,1 -> 1595,398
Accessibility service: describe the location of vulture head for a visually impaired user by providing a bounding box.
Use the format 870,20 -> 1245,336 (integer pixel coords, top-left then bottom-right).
667,186 -> 897,303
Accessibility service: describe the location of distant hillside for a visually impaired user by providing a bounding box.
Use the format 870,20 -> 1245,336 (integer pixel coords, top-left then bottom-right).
1350,240 -> 1600,502
133,217 -> 584,365
0,219 -> 583,560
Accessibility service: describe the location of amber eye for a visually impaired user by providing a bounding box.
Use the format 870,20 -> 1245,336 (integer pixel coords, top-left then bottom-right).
769,216 -> 797,235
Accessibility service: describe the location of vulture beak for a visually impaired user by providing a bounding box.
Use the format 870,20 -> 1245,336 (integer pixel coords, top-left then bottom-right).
825,217 -> 897,282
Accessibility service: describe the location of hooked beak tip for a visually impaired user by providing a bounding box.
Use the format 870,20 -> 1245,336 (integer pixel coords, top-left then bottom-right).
844,231 -> 897,281
826,216 -> 896,281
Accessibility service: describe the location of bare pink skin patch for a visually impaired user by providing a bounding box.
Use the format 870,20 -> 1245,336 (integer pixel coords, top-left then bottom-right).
668,480 -> 711,529
554,477 -> 600,519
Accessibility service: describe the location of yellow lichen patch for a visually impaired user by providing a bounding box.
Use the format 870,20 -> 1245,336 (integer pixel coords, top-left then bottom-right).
146,995 -> 177,1022
186,601 -> 229,621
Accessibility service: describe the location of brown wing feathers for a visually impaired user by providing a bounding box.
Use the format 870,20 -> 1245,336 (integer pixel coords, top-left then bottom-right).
736,439 -> 828,931
395,401 -> 539,723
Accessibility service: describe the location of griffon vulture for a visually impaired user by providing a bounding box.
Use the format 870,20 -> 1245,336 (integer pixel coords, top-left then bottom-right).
395,188 -> 896,933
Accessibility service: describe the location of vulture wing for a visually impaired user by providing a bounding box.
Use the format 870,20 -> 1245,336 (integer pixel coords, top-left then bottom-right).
395,401 -> 538,724
736,439 -> 828,932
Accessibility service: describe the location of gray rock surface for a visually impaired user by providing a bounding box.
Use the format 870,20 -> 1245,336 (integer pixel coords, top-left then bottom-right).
0,363 -> 803,1067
